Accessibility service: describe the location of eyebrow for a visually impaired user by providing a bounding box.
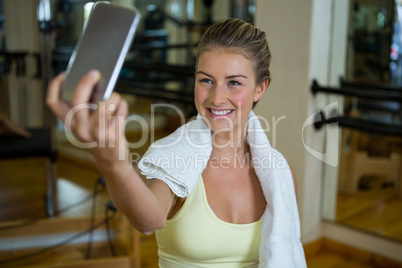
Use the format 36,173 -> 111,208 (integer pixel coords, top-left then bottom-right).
227,74 -> 248,79
196,71 -> 248,79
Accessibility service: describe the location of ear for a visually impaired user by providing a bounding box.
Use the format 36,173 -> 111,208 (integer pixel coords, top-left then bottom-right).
253,80 -> 269,102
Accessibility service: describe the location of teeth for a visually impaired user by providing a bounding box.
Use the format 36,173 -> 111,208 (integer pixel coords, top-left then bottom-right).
210,109 -> 232,116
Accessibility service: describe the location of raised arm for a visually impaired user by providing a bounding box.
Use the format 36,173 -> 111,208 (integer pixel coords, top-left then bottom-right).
46,71 -> 175,234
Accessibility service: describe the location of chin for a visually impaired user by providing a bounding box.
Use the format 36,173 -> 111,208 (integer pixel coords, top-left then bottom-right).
208,119 -> 238,134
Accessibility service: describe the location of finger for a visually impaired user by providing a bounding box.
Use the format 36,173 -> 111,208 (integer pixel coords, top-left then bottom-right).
70,70 -> 101,130
70,70 -> 101,106
46,72 -> 71,122
114,98 -> 128,118
88,93 -> 123,145
108,99 -> 128,158
100,93 -> 122,141
108,97 -> 128,138
114,98 -> 128,134
101,94 -> 127,146
103,92 -> 122,118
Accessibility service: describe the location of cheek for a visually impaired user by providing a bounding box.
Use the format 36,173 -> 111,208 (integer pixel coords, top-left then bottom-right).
232,91 -> 254,108
194,86 -> 207,108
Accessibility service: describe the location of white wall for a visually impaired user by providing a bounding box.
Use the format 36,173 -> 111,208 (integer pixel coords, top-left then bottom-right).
255,0 -> 329,244
321,0 -> 349,221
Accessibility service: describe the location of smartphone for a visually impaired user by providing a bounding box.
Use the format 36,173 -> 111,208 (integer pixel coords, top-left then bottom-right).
61,2 -> 141,103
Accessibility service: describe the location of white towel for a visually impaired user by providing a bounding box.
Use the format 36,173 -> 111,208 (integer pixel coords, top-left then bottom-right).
138,111 -> 307,268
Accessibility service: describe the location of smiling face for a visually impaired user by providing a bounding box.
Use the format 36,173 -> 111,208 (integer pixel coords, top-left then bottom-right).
195,48 -> 267,136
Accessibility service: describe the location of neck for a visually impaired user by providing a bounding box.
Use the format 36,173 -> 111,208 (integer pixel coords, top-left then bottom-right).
210,125 -> 249,159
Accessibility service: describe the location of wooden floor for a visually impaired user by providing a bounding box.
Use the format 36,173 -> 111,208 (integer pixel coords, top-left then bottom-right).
307,249 -> 388,268
336,175 -> 402,243
0,155 -> 401,267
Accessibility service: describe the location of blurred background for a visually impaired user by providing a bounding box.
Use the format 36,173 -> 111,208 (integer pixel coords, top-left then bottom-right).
0,0 -> 402,267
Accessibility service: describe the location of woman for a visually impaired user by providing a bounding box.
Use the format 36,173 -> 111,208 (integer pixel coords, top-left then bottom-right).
47,18 -> 304,267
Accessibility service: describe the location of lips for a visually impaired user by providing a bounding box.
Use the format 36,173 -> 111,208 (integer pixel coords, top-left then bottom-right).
207,108 -> 234,118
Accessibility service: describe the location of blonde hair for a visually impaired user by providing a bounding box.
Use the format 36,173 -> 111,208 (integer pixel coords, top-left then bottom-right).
196,18 -> 271,86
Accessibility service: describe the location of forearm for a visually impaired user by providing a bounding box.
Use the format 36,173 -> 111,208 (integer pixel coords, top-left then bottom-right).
95,157 -> 169,234
46,71 -> 167,233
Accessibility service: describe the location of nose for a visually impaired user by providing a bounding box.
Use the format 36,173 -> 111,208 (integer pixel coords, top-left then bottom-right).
210,85 -> 227,106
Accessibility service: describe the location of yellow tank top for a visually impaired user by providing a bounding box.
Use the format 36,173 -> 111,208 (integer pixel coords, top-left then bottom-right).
155,176 -> 263,268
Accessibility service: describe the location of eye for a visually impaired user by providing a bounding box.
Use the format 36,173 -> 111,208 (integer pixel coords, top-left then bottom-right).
228,80 -> 241,86
199,78 -> 213,84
